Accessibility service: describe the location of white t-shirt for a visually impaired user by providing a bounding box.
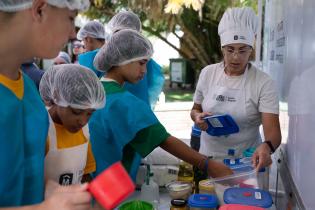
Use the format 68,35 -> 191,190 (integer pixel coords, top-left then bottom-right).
194,62 -> 279,128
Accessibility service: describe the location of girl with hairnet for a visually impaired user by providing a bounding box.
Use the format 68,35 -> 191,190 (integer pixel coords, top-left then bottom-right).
191,7 -> 281,171
77,20 -> 106,78
39,64 -> 105,186
90,29 -> 233,182
0,0 -> 93,209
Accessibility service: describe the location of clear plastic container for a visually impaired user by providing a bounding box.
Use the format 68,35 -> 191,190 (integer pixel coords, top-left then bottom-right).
166,181 -> 192,200
198,179 -> 215,194
212,168 -> 258,205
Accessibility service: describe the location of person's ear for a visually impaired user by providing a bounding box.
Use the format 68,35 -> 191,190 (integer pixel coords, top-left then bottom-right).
31,0 -> 48,22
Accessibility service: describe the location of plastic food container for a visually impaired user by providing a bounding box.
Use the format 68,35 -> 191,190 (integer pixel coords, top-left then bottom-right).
224,187 -> 273,208
191,124 -> 202,137
88,162 -> 135,210
212,167 -> 258,204
229,159 -> 269,191
188,194 -> 218,210
219,204 -> 264,210
119,200 -> 153,210
198,179 -> 215,194
166,181 -> 192,199
204,114 -> 239,136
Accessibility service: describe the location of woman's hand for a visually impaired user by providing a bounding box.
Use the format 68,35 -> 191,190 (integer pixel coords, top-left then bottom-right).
252,143 -> 272,171
207,159 -> 233,178
195,112 -> 212,131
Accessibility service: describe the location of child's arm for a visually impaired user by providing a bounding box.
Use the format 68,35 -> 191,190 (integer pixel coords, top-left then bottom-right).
160,136 -> 233,178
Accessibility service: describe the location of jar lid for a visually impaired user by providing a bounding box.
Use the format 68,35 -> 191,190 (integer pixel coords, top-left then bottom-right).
171,199 -> 187,207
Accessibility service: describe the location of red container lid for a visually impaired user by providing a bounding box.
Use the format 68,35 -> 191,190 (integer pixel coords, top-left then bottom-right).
219,204 -> 264,210
88,162 -> 135,210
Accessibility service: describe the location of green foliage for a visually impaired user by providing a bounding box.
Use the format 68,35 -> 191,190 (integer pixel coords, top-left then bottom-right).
86,0 -> 257,71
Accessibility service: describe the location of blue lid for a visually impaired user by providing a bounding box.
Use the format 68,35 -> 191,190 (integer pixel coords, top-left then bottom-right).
191,124 -> 202,137
204,114 -> 239,136
188,194 -> 218,208
228,149 -> 235,156
224,188 -> 273,208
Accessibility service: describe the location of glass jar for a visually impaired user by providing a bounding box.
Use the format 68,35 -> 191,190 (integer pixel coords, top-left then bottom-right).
170,199 -> 188,210
198,179 -> 215,195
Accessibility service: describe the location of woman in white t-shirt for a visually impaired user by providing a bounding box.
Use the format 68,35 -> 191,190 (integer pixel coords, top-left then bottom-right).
191,7 -> 281,170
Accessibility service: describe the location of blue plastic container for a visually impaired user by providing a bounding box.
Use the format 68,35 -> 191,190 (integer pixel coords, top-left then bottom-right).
188,194 -> 218,210
223,188 -> 273,208
191,124 -> 202,137
204,114 -> 239,136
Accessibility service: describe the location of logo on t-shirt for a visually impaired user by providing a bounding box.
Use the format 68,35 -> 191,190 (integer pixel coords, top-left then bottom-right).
59,173 -> 73,186
215,94 -> 236,102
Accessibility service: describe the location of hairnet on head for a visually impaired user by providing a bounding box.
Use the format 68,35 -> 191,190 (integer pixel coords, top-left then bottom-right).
107,11 -> 141,34
54,51 -> 71,64
0,0 -> 90,12
94,29 -> 153,73
39,64 -> 105,110
218,7 -> 258,47
77,21 -> 106,40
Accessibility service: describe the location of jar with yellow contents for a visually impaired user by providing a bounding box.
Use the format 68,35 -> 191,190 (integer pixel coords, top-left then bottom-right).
198,179 -> 215,195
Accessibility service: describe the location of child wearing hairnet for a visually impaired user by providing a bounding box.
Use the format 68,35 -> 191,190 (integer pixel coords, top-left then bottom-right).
107,11 -> 164,108
90,29 -> 233,181
53,51 -> 71,65
39,64 -> 105,187
77,21 -> 106,77
0,0 -> 93,209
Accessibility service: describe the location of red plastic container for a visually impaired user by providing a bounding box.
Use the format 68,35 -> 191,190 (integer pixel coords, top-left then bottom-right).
219,204 -> 264,210
88,162 -> 135,210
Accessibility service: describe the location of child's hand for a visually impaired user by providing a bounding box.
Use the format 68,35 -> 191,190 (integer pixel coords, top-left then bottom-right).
207,159 -> 233,178
44,179 -> 59,199
41,183 -> 92,210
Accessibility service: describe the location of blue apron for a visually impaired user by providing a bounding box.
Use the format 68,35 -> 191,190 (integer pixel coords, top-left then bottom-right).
89,82 -> 158,180
0,74 -> 48,206
124,59 -> 164,107
124,59 -> 164,179
78,49 -> 105,78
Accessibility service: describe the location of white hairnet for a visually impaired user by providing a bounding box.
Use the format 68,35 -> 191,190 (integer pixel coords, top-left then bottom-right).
77,21 -> 106,40
0,0 -> 90,12
218,7 -> 258,47
54,51 -> 71,64
39,64 -> 105,110
94,29 -> 153,72
107,11 -> 141,34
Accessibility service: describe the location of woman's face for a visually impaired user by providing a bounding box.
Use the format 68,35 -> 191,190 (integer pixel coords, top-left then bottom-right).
121,59 -> 148,84
35,5 -> 77,59
56,106 -> 95,133
222,43 -> 252,74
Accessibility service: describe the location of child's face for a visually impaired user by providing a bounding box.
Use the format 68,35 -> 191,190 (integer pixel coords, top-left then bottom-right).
56,106 -> 95,133
34,5 -> 77,59
121,59 -> 148,84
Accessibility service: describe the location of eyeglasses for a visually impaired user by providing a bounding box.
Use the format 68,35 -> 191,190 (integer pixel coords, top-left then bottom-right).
223,46 -> 252,57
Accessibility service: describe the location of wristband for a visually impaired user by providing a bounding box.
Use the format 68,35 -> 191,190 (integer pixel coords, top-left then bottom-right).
264,141 -> 275,154
204,157 -> 209,173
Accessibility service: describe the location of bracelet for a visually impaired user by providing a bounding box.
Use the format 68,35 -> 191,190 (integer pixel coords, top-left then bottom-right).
204,157 -> 209,173
263,141 -> 275,154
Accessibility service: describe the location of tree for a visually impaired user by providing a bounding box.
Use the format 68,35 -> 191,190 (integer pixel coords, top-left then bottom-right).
86,0 -> 257,71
